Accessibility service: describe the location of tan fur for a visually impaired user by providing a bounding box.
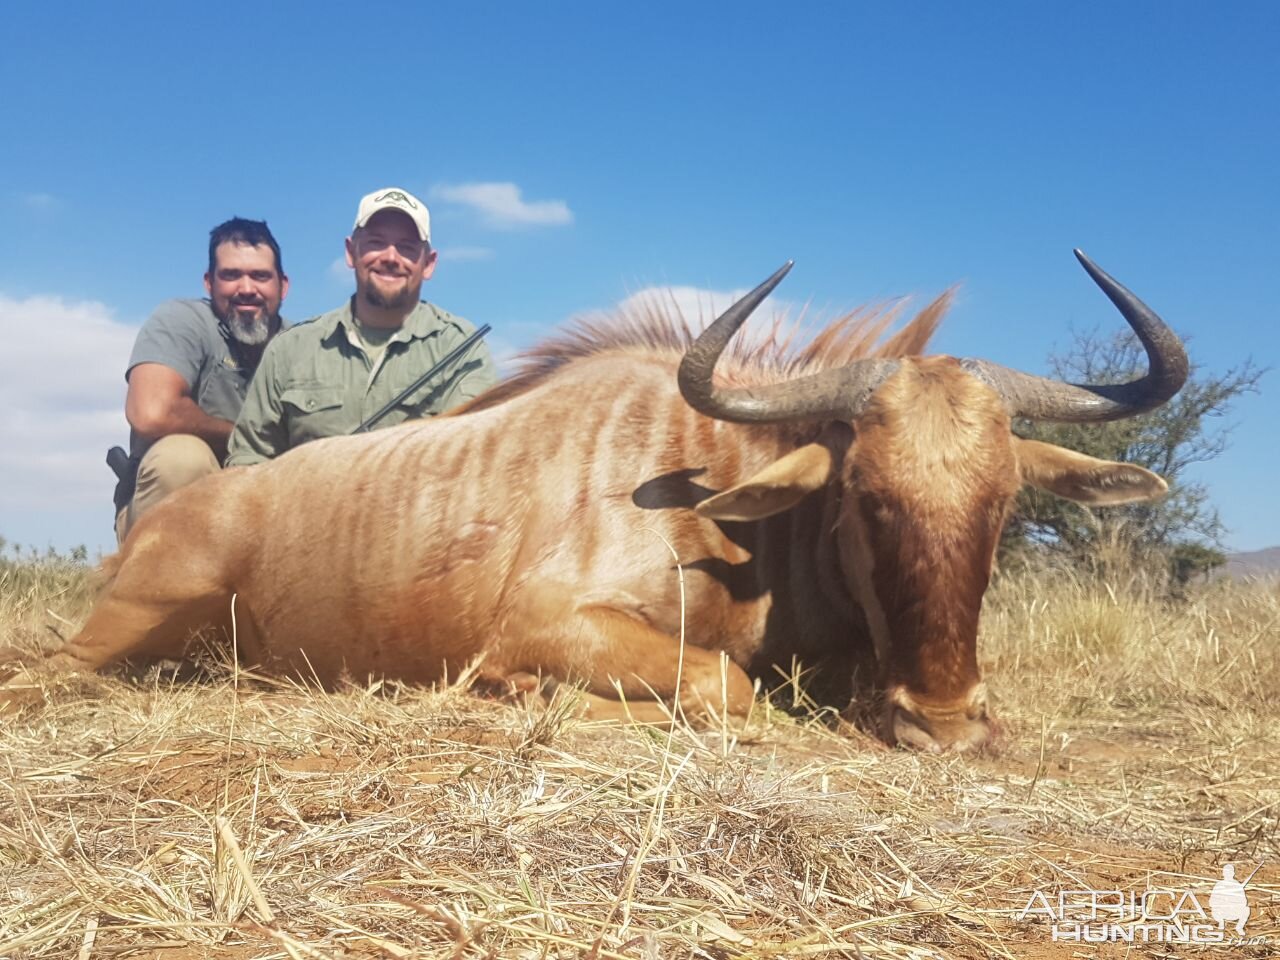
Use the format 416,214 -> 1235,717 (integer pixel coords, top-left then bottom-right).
840,360 -> 1019,703
1014,438 -> 1167,504
5,292 -> 1170,750
695,443 -> 837,521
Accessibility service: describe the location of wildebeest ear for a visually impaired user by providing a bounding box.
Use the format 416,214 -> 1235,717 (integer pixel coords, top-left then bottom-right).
1014,437 -> 1168,505
695,443 -> 837,521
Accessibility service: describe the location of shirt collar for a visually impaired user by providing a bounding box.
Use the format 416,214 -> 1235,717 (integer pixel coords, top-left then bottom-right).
323,298 -> 440,343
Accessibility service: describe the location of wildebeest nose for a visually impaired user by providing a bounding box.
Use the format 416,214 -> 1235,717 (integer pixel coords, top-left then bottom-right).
889,703 -> 993,753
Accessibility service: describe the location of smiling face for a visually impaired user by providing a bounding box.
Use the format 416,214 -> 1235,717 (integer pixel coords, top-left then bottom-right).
204,241 -> 288,345
345,209 -> 437,320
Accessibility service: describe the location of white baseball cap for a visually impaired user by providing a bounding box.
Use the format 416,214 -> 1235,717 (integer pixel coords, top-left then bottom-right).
353,187 -> 431,243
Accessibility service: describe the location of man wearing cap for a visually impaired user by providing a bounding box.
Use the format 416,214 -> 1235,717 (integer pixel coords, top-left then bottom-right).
115,217 -> 289,542
227,187 -> 497,466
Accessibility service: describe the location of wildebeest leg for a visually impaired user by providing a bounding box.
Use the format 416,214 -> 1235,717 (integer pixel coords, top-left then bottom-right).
47,592 -> 232,675
537,606 -> 757,725
0,538 -> 234,710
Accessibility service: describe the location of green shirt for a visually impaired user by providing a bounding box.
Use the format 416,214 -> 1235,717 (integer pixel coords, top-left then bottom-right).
226,299 -> 497,466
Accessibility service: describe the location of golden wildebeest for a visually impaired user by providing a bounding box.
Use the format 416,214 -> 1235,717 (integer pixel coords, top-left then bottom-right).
5,251 -> 1187,751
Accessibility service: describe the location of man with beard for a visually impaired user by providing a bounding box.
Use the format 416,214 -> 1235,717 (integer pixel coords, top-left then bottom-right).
227,187 -> 496,465
115,217 -> 289,542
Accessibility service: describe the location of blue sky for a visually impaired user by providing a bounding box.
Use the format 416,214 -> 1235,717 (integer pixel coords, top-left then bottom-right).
1,1 -> 1276,555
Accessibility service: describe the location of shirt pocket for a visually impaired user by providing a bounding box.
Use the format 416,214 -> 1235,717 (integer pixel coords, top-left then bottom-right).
280,384 -> 349,444
197,362 -> 252,423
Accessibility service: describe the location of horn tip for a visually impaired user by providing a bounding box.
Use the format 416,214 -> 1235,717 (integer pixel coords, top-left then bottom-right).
756,260 -> 795,297
1073,248 -> 1106,281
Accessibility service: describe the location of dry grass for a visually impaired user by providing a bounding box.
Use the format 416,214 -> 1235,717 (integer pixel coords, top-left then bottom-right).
1,553 -> 1277,959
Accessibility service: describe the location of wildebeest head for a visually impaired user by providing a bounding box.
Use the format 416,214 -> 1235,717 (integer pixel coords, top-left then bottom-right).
678,253 -> 1187,752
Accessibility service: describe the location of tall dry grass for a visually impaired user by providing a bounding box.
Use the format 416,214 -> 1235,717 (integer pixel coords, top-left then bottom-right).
1,551 -> 1276,958
984,563 -> 1280,740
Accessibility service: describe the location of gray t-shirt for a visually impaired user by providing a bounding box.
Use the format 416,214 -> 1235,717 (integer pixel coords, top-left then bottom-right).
125,298 -> 280,459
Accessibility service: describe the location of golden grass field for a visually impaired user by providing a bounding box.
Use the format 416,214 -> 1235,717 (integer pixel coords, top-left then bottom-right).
1,552 -> 1277,959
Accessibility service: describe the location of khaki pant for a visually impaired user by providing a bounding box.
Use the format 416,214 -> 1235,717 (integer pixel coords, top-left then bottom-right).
115,434 -> 221,545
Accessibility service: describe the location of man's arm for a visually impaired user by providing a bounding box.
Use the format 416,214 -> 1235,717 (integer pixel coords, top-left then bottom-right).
226,338 -> 288,467
126,363 -> 235,461
439,328 -> 499,410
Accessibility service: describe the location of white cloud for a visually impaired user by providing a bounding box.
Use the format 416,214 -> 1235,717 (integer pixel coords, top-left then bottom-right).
483,333 -> 522,376
591,284 -> 799,330
18,190 -> 61,211
328,255 -> 351,283
438,246 -> 494,263
432,182 -> 572,229
0,294 -> 133,514
483,285 -> 803,374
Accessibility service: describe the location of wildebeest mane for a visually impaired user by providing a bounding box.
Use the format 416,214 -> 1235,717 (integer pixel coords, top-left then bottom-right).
456,289 -> 954,415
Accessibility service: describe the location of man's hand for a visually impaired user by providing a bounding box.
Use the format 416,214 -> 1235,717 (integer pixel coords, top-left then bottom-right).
125,363 -> 234,461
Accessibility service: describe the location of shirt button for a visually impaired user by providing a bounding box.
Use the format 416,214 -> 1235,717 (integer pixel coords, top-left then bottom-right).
307,399 -> 316,409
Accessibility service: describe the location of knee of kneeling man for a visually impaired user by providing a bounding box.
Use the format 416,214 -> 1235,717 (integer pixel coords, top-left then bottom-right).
138,434 -> 221,488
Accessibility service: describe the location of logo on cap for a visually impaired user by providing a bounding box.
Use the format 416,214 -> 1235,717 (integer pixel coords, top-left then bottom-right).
375,190 -> 418,209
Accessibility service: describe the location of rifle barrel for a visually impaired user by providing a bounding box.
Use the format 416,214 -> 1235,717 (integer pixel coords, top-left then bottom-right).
353,323 -> 491,434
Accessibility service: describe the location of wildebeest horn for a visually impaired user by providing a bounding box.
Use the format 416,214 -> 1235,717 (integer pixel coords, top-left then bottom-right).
679,261 -> 901,423
960,250 -> 1189,422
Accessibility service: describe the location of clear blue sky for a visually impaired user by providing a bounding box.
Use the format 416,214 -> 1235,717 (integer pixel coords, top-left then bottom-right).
1,1 -> 1276,555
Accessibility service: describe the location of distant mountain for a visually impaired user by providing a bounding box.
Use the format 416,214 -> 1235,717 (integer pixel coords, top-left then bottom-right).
1225,547 -> 1280,578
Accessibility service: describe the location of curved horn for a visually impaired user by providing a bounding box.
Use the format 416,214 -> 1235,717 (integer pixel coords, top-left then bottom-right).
678,262 -> 900,424
962,250 -> 1189,422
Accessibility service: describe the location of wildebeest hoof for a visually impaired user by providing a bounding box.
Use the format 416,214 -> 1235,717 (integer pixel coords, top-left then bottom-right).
473,671 -> 551,703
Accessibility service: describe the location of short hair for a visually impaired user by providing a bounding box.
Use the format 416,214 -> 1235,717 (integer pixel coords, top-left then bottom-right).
208,217 -> 284,276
